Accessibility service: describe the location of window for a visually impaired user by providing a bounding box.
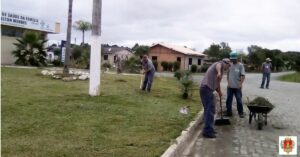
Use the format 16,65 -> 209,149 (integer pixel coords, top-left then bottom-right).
104,55 -> 108,60
48,54 -> 52,60
152,56 -> 157,61
1,26 -> 23,37
177,57 -> 181,62
114,55 -> 117,62
198,59 -> 201,65
188,58 -> 192,65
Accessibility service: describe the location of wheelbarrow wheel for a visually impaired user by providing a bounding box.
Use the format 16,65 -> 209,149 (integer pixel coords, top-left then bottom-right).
257,113 -> 263,130
249,113 -> 252,124
258,122 -> 263,130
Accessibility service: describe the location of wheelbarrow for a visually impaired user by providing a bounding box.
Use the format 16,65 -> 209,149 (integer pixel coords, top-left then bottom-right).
247,98 -> 274,130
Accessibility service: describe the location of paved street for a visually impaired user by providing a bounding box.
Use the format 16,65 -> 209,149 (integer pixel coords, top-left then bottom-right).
188,72 -> 300,157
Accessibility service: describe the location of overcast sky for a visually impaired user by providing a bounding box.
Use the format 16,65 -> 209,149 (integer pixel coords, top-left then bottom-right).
2,0 -> 300,52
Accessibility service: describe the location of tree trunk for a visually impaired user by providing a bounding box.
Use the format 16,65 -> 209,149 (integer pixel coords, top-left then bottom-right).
63,0 -> 73,75
82,30 -> 85,44
89,0 -> 102,96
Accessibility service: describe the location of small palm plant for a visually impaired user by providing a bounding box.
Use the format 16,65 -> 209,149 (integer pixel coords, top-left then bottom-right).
179,71 -> 193,99
12,31 -> 48,66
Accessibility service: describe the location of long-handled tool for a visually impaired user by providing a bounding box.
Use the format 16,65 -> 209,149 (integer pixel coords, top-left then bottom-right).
215,96 -> 231,125
139,74 -> 144,89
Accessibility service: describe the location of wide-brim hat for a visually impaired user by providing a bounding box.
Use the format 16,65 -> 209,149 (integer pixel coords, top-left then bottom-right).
266,58 -> 272,61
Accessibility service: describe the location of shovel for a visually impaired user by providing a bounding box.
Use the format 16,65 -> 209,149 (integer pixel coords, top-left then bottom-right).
215,96 -> 231,125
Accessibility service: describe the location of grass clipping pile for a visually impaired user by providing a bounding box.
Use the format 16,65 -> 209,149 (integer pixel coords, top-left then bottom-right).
248,97 -> 275,108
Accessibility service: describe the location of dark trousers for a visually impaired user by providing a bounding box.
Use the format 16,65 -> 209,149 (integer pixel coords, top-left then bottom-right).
200,85 -> 215,135
261,73 -> 270,88
142,70 -> 155,91
226,88 -> 243,115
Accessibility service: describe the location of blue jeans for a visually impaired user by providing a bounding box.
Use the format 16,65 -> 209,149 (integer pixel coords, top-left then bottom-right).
200,85 -> 215,135
226,88 -> 243,115
261,73 -> 270,88
142,70 -> 155,91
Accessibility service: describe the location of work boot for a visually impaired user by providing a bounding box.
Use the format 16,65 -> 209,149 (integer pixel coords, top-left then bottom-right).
202,133 -> 216,138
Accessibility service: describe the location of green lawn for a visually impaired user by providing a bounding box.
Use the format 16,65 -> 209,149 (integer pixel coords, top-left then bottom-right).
278,72 -> 300,83
1,67 -> 201,157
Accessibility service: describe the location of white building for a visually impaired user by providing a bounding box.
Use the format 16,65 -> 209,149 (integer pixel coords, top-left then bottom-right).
1,11 -> 60,65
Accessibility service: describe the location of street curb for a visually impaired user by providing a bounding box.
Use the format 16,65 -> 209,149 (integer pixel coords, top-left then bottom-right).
161,110 -> 204,157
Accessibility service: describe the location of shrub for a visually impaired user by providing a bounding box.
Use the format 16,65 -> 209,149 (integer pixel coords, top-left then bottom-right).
168,62 -> 174,71
123,57 -> 141,73
12,31 -> 47,66
173,61 -> 180,71
191,64 -> 197,73
295,56 -> 300,72
102,63 -> 111,68
174,70 -> 182,80
52,59 -> 62,66
161,61 -> 168,71
200,64 -> 210,73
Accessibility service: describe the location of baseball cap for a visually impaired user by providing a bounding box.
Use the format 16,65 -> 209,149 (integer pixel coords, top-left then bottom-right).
229,51 -> 238,59
222,58 -> 231,64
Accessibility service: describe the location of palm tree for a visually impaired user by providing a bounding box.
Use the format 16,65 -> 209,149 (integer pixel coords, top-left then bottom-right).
73,20 -> 91,44
64,0 -> 73,75
12,31 -> 48,66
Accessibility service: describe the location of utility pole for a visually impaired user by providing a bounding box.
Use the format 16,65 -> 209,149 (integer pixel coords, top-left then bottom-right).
89,0 -> 102,96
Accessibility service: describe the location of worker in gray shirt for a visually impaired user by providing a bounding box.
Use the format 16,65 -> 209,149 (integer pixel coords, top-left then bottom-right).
142,55 -> 155,92
225,51 -> 245,118
260,58 -> 272,89
200,58 -> 231,138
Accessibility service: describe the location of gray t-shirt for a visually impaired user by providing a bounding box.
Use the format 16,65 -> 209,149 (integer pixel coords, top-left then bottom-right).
227,63 -> 245,88
262,62 -> 272,73
201,61 -> 224,90
143,58 -> 155,72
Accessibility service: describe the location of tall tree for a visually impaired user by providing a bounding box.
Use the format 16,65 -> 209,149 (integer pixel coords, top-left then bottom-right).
12,31 -> 47,66
73,20 -> 92,44
203,42 -> 231,61
247,45 -> 265,70
64,0 -> 73,75
89,0 -> 102,96
203,43 -> 220,60
219,42 -> 231,59
132,45 -> 149,57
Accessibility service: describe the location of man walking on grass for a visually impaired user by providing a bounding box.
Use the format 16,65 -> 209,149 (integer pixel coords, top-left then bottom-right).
200,58 -> 231,138
225,51 -> 246,118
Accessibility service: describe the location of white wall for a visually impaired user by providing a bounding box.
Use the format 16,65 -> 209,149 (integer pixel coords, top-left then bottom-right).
184,56 -> 204,70
1,36 -> 17,65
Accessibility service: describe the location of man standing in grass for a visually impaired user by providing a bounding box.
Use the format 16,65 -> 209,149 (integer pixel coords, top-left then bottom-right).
142,55 -> 155,92
260,58 -> 272,89
200,58 -> 231,138
225,52 -> 246,118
